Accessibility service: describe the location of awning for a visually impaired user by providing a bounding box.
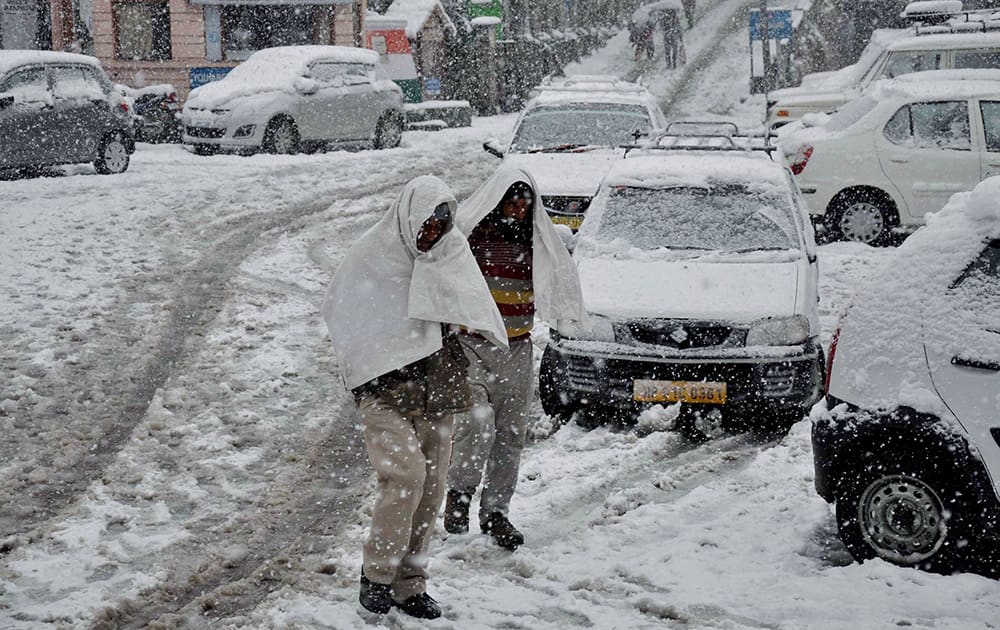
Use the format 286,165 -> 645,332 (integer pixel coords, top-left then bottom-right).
190,0 -> 353,5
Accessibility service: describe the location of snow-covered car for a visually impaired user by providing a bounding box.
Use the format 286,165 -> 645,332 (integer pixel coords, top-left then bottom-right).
539,124 -> 823,437
813,176 -> 1000,574
182,46 -> 405,155
0,50 -> 135,174
766,12 -> 1000,129
779,71 -> 1000,245
118,83 -> 181,143
482,75 -> 667,230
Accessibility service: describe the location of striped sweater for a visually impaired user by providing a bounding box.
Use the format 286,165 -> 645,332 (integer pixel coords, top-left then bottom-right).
467,224 -> 534,341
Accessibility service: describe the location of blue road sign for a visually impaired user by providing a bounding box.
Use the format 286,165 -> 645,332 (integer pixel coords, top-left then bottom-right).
189,67 -> 232,90
749,9 -> 793,40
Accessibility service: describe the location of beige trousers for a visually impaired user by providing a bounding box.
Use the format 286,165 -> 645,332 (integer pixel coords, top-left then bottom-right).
358,394 -> 455,600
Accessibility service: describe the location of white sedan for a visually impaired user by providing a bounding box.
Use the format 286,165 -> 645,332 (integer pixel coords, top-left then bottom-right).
813,176 -> 1000,574
182,46 -> 405,155
780,71 -> 1000,244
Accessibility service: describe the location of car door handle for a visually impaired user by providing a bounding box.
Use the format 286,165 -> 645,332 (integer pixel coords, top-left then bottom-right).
952,356 -> 1000,371
890,158 -> 909,164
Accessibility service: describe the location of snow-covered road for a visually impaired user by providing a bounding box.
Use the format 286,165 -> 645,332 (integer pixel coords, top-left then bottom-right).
3,2 -> 1000,627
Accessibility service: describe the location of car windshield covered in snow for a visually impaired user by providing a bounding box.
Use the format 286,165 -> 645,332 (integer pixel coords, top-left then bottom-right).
510,103 -> 652,151
595,185 -> 797,252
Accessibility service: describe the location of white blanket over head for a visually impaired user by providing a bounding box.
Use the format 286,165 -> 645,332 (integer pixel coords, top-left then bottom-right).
456,164 -> 588,326
322,176 -> 507,390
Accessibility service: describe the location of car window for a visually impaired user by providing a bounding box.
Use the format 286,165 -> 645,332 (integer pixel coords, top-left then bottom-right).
952,239 -> 1000,293
954,49 -> 1000,69
0,66 -> 50,104
51,65 -> 107,100
883,101 -> 970,150
309,62 -> 372,86
511,103 -> 652,150
879,50 -> 943,79
980,101 -> 1000,152
594,184 -> 798,252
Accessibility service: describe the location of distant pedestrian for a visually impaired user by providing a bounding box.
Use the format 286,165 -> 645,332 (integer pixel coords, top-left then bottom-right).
321,176 -> 506,619
443,165 -> 586,551
682,0 -> 696,29
660,8 -> 683,69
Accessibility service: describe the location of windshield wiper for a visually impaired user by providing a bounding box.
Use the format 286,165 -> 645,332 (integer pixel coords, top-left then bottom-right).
723,246 -> 793,254
524,143 -> 607,154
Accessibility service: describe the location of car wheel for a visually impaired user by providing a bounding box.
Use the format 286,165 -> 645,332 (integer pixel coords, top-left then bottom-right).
373,113 -> 403,149
835,455 -> 971,573
94,132 -> 130,175
829,192 -> 896,246
263,117 -> 299,154
539,347 -> 576,420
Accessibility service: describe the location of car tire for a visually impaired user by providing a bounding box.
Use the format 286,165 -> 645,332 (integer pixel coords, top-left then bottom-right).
828,191 -> 897,246
94,132 -> 130,175
539,347 -> 576,421
263,117 -> 299,155
373,113 -> 404,150
834,453 -> 973,573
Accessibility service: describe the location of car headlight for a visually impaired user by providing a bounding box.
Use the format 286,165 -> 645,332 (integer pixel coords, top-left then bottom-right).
746,315 -> 810,347
556,313 -> 615,342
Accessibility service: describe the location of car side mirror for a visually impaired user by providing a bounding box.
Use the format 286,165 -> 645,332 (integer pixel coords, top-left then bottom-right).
553,223 -> 577,253
482,138 -> 505,158
0,94 -> 13,110
294,77 -> 318,95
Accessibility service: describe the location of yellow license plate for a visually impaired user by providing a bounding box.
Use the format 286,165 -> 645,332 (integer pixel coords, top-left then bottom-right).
633,379 -> 727,404
549,215 -> 583,230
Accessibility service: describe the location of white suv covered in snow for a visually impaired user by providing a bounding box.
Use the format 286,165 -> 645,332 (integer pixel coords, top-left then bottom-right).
182,46 -> 405,155
767,11 -> 1000,129
813,177 -> 1000,574
539,123 -> 822,438
482,75 -> 667,230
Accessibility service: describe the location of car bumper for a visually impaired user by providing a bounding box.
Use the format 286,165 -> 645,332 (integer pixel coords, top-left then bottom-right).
182,121 -> 263,152
542,339 -> 823,417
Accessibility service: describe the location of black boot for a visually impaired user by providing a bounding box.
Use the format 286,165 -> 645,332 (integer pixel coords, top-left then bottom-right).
396,592 -> 442,619
480,512 -> 525,551
359,572 -> 393,614
444,489 -> 472,534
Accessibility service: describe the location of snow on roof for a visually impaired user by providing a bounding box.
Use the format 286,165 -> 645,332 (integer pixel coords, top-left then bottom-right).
0,50 -> 103,78
872,71 -> 1000,99
604,151 -> 787,189
901,0 -> 963,19
889,29 -> 1000,49
531,88 -> 657,108
384,0 -> 456,39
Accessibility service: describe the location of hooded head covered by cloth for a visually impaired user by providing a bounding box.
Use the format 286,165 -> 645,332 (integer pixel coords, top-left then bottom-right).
456,164 -> 588,326
322,175 -> 507,390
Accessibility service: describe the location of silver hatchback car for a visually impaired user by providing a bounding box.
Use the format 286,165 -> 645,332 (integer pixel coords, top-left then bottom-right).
182,46 -> 406,155
0,51 -> 135,174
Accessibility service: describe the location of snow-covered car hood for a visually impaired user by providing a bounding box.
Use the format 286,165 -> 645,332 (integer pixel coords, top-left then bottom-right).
186,80 -> 287,111
770,89 -> 851,110
577,255 -> 800,321
504,150 -> 624,198
770,69 -> 854,100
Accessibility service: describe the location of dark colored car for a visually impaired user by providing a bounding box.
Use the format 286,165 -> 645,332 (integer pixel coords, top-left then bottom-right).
0,51 -> 135,175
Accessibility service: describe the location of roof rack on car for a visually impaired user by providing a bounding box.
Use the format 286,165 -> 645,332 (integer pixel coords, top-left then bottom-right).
538,74 -> 647,93
903,5 -> 1000,35
622,121 -> 779,156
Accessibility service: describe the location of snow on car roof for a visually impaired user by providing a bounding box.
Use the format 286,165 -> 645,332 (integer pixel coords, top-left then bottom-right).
531,89 -> 657,108
604,151 -> 787,190
187,45 -> 379,107
888,29 -> 1000,49
872,72 -> 1000,100
0,50 -> 102,78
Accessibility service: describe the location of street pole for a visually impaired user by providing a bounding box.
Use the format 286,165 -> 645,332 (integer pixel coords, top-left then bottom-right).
759,0 -> 770,92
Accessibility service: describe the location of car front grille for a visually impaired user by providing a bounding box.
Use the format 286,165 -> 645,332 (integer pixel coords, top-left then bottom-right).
758,363 -> 796,397
186,126 -> 225,139
620,319 -> 743,350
